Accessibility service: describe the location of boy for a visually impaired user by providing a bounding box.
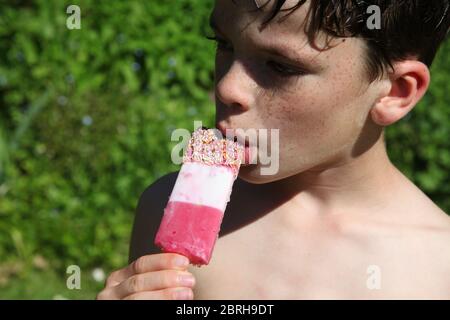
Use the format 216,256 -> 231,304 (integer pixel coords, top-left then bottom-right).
97,0 -> 450,299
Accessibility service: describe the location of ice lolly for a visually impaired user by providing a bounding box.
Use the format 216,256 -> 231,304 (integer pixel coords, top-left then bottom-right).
154,128 -> 244,265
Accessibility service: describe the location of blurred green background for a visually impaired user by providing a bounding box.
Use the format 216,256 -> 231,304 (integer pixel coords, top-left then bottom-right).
0,0 -> 448,299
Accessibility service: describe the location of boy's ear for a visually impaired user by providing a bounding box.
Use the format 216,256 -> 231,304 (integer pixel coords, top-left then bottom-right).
370,60 -> 430,126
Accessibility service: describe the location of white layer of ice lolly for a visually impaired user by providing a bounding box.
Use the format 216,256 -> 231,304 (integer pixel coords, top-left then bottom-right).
169,162 -> 235,212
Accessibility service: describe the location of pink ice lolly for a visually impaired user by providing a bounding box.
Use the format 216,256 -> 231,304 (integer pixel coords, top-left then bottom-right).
154,128 -> 244,265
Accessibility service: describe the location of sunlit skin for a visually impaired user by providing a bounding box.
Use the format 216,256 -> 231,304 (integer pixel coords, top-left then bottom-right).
98,0 -> 450,300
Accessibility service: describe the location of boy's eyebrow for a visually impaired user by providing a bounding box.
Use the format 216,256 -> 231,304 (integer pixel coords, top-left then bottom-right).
209,15 -> 323,71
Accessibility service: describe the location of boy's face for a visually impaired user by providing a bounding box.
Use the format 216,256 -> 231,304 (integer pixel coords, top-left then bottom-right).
213,0 -> 389,183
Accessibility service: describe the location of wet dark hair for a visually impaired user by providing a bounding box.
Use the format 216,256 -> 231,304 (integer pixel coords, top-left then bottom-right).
247,0 -> 450,82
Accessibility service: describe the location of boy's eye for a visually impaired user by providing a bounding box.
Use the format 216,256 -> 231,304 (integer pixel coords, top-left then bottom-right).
266,61 -> 304,77
205,35 -> 304,77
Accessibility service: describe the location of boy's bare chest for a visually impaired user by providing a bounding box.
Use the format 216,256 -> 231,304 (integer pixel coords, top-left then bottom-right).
189,215 -> 448,299
191,232 -> 373,299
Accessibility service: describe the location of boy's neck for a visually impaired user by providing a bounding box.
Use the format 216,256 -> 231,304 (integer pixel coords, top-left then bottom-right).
271,132 -> 402,216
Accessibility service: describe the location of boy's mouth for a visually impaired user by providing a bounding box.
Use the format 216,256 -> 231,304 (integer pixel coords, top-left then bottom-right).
232,135 -> 249,148
215,125 -> 254,166
215,125 -> 248,147
235,139 -> 252,166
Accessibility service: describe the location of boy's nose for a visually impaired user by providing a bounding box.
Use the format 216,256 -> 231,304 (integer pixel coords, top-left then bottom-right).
215,60 -> 256,112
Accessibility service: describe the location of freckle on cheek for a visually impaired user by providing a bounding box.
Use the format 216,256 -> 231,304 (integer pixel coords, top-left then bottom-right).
281,104 -> 294,114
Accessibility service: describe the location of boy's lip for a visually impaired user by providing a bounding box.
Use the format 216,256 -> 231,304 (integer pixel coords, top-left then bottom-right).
215,124 -> 250,147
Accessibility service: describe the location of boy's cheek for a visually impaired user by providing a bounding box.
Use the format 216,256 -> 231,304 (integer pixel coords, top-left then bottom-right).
241,84 -> 375,180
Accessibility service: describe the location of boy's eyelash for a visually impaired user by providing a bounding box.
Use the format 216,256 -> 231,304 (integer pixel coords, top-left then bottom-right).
205,35 -> 233,51
205,35 -> 305,78
266,61 -> 304,77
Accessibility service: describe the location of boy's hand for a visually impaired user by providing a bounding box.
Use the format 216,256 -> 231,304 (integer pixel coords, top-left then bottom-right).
96,253 -> 195,300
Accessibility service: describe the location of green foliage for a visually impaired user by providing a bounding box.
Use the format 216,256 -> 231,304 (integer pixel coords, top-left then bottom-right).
0,265 -> 102,299
0,0 -> 215,284
0,0 -> 448,298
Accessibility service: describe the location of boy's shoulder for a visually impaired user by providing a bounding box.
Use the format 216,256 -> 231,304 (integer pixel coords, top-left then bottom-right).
381,178 -> 450,285
128,171 -> 179,262
395,174 -> 450,238
399,176 -> 450,230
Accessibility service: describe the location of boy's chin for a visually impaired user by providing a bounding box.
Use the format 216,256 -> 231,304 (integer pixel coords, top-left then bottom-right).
237,165 -> 283,185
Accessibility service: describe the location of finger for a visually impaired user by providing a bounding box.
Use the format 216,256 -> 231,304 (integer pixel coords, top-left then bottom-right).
123,287 -> 194,300
106,253 -> 190,287
114,269 -> 195,299
96,288 -> 117,300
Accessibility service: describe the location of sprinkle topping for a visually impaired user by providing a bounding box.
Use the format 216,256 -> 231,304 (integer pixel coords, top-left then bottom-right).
183,128 -> 244,178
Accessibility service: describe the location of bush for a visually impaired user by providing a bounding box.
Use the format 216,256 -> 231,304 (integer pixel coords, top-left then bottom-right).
0,0 -> 215,273
0,0 -> 448,292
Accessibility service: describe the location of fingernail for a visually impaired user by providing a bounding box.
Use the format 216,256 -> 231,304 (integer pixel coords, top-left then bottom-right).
174,288 -> 193,300
178,274 -> 195,287
174,256 -> 189,267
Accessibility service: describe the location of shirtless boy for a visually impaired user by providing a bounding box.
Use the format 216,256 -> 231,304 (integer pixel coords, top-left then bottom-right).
97,0 -> 450,300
